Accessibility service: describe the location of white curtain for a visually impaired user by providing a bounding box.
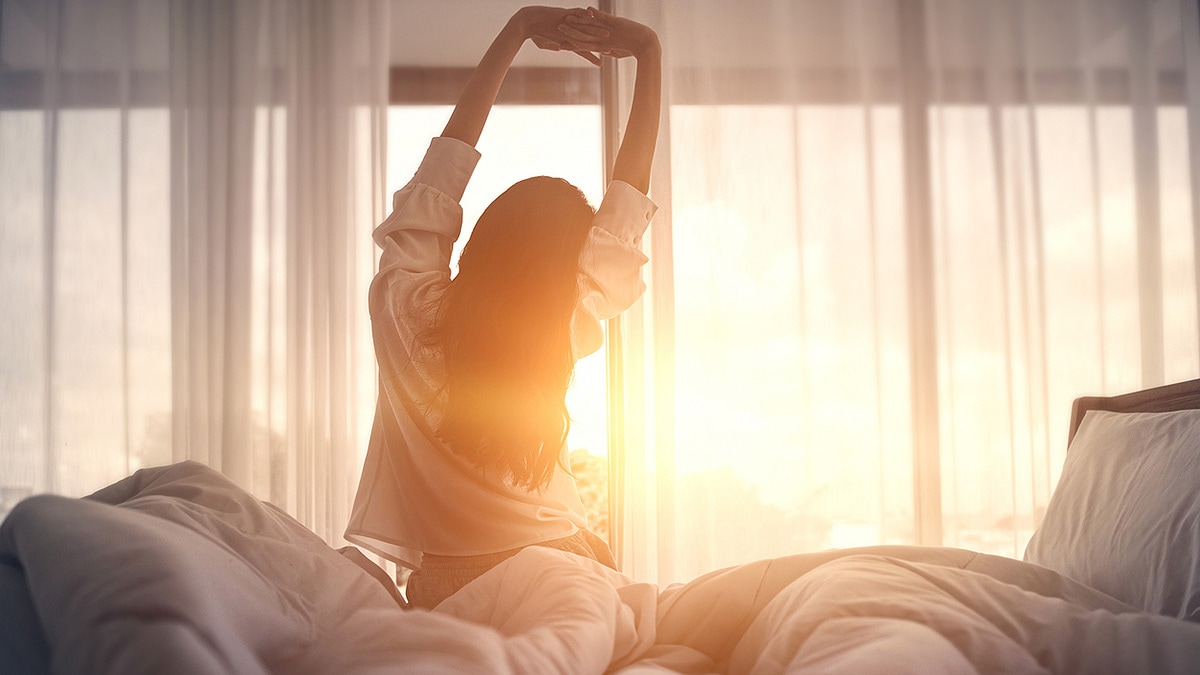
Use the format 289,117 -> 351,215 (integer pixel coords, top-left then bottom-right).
0,0 -> 389,544
611,0 -> 1200,585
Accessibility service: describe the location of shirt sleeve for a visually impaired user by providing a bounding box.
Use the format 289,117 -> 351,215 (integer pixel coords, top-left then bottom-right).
571,180 -> 658,359
370,137 -> 481,377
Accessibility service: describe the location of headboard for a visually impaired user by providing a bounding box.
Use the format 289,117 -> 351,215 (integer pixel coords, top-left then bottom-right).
1068,377 -> 1200,445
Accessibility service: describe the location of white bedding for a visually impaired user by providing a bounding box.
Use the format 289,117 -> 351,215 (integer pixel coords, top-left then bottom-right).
2,461 -> 1198,674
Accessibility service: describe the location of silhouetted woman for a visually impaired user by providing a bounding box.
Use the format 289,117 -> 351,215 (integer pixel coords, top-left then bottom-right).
346,5 -> 661,609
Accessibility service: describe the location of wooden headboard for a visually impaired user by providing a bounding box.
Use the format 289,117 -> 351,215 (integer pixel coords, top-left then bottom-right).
1069,377 -> 1200,445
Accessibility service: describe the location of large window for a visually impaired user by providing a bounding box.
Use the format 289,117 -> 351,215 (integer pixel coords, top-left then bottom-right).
612,0 -> 1200,584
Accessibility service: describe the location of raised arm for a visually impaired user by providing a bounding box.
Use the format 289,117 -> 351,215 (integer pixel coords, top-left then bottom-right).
561,9 -> 662,194
442,6 -> 605,148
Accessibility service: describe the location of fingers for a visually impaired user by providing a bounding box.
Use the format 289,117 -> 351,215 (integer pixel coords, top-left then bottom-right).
561,6 -> 608,31
558,21 -> 609,42
562,9 -> 607,29
558,6 -> 649,59
557,19 -> 613,57
531,34 -> 602,66
527,6 -> 632,66
558,24 -> 609,42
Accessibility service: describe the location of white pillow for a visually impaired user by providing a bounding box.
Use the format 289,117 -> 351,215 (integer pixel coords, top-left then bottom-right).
1024,409 -> 1200,621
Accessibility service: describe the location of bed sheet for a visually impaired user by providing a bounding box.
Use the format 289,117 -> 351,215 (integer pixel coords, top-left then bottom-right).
3,461 -> 1199,674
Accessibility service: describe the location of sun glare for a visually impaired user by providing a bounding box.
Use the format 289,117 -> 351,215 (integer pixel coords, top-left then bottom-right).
385,105 -> 609,461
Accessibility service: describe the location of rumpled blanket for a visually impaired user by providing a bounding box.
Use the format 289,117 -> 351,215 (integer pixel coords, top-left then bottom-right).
2,461 -> 1198,674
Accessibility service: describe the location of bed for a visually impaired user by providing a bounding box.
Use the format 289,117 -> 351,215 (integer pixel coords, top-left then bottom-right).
2,379 -> 1200,673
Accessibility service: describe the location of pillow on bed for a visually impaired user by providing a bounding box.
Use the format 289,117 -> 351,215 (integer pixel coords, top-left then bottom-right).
1024,409 -> 1200,621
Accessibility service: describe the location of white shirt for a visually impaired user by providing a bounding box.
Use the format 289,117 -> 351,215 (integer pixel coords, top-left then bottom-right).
345,137 -> 657,570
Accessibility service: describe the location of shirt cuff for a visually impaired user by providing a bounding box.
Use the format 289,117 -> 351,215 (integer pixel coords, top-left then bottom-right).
593,180 -> 658,245
410,137 -> 482,203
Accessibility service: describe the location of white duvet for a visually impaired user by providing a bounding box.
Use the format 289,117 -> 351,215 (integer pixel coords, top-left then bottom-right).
2,461 -> 1198,674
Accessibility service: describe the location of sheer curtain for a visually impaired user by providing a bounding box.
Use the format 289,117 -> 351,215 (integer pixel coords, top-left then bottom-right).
610,0 -> 1200,585
0,0 -> 389,544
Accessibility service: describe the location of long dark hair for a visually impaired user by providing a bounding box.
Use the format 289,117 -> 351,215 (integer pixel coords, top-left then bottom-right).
430,176 -> 594,490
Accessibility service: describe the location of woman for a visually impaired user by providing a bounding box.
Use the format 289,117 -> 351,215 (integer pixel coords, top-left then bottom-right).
345,5 -> 661,610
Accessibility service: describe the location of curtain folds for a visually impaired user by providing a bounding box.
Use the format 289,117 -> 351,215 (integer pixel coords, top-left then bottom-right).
612,0 -> 1200,585
0,0 -> 389,544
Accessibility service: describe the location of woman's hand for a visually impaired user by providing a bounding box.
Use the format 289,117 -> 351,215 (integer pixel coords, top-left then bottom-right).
512,6 -> 608,66
441,6 -> 631,146
557,7 -> 659,60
